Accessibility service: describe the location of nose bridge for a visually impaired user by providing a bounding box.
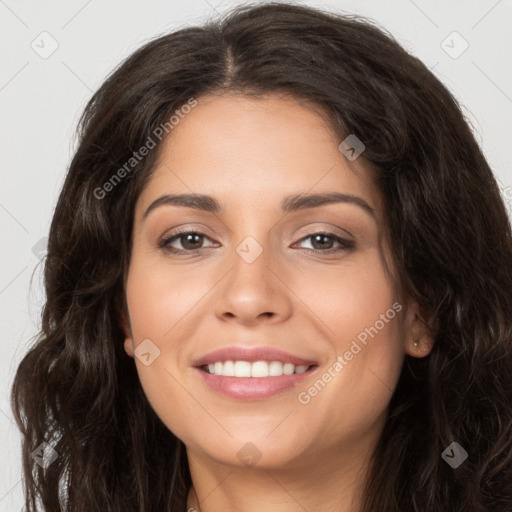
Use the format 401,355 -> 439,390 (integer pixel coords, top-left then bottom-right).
227,205 -> 276,269
235,233 -> 267,266
229,230 -> 274,286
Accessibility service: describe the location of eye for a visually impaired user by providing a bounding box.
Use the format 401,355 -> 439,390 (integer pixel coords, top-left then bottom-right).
159,229 -> 355,255
293,232 -> 356,253
159,229 -> 217,253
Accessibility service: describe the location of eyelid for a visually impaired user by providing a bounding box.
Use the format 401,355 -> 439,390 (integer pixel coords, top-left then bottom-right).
295,222 -> 355,240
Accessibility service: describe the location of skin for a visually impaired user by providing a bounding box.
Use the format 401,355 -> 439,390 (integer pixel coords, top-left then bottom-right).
121,92 -> 434,512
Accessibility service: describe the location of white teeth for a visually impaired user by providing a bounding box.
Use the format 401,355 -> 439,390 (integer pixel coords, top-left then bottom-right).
251,361 -> 269,377
204,360 -> 312,377
268,361 -> 283,376
283,363 -> 295,375
234,361 -> 251,377
223,360 -> 234,376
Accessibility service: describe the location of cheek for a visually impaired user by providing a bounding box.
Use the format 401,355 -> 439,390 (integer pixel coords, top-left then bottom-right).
293,247 -> 398,345
292,248 -> 404,422
124,251 -> 221,437
125,252 -> 209,342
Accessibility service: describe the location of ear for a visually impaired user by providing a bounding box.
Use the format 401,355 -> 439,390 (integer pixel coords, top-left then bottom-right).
403,300 -> 435,358
117,298 -> 135,358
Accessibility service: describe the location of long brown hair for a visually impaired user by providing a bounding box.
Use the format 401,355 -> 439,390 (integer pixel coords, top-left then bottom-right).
11,2 -> 512,510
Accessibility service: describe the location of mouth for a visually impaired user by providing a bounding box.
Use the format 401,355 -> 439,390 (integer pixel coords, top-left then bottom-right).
194,361 -> 320,400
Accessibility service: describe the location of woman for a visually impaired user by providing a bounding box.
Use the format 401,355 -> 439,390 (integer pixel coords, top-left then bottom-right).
11,2 -> 512,511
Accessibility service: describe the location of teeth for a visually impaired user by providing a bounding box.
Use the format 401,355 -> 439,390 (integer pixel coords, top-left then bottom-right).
235,361 -> 252,377
205,360 -> 311,377
223,360 -> 234,376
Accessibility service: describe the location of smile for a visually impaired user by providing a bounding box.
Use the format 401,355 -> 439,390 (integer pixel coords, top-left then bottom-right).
195,363 -> 319,400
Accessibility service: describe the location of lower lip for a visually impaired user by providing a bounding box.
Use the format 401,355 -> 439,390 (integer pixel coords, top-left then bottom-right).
194,366 -> 318,400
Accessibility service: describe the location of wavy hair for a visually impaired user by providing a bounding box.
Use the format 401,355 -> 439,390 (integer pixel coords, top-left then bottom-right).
11,2 -> 512,510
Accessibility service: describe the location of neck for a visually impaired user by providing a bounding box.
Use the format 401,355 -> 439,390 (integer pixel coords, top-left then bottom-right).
185,439 -> 377,512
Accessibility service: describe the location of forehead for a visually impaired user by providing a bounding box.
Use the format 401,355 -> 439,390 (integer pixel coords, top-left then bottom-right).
136,93 -> 382,219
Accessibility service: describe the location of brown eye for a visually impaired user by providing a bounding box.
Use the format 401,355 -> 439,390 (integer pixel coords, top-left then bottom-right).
176,233 -> 204,250
309,233 -> 335,250
159,230 -> 216,253
295,232 -> 356,253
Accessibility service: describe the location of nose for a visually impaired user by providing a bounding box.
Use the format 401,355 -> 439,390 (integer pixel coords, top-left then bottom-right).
214,237 -> 293,326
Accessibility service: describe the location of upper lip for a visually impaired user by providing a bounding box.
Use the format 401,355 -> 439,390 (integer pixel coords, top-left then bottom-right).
192,346 -> 317,367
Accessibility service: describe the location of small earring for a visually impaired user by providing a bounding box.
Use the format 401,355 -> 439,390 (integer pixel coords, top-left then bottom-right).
413,339 -> 419,347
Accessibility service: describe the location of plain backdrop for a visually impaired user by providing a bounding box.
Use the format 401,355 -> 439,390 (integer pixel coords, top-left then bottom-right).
1,0 -> 511,509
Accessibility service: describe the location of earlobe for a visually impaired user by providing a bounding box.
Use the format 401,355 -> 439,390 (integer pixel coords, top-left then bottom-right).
118,301 -> 134,358
124,337 -> 135,358
409,334 -> 435,358
404,300 -> 435,358
122,317 -> 135,358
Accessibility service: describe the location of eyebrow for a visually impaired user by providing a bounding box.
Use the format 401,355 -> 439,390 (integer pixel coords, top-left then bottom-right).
143,192 -> 375,220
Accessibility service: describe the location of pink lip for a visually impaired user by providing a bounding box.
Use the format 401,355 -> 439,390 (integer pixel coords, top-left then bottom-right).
192,346 -> 317,367
194,365 -> 319,400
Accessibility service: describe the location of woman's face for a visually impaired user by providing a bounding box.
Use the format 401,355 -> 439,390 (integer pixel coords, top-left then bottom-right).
123,93 -> 430,471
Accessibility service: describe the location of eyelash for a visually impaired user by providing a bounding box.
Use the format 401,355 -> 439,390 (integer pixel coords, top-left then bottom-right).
158,228 -> 356,255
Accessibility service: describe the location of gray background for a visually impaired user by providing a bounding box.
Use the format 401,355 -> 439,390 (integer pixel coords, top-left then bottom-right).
1,0 -> 511,509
